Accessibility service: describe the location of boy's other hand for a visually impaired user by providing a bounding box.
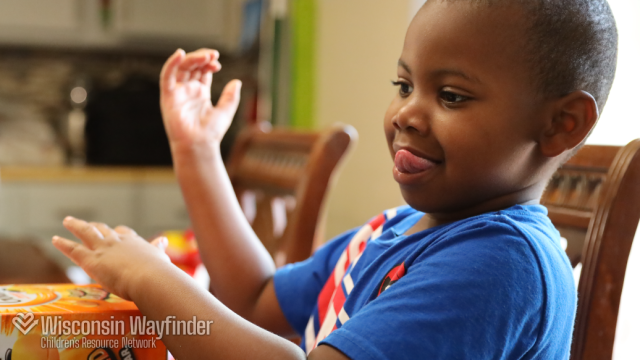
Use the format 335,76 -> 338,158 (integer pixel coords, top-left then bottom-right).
52,217 -> 172,301
160,48 -> 242,150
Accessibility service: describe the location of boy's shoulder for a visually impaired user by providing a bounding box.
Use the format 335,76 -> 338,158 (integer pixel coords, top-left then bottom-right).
362,204 -> 575,302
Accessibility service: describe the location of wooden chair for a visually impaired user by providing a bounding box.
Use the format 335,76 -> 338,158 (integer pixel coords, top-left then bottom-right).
226,123 -> 357,267
541,139 -> 640,360
0,239 -> 70,284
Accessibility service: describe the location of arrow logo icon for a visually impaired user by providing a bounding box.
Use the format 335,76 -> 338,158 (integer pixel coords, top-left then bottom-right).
12,312 -> 38,335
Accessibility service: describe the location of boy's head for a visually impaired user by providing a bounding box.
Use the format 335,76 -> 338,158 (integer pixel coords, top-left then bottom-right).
384,0 -> 617,221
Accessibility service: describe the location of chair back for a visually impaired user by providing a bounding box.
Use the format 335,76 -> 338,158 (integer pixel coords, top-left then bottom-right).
541,139 -> 640,360
226,123 -> 356,267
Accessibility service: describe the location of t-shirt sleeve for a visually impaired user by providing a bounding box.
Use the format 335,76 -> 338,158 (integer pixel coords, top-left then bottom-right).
274,227 -> 360,335
320,221 -> 546,360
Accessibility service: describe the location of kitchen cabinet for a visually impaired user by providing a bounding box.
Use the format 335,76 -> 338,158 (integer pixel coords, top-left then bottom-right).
23,183 -> 136,232
0,0 -> 246,52
113,0 -> 228,45
0,0 -> 79,30
0,167 -> 190,267
0,0 -> 84,48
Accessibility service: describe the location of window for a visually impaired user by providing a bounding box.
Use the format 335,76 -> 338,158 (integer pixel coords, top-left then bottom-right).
589,0 -> 640,145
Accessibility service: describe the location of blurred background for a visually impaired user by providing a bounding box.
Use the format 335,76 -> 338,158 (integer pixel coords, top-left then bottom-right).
0,0 -> 263,269
0,0 -> 637,355
0,0 -> 414,264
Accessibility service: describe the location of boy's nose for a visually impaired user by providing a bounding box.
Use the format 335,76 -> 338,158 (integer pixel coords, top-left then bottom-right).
392,100 -> 429,135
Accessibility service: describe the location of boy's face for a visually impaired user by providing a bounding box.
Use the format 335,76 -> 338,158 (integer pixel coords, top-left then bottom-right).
385,1 -> 551,219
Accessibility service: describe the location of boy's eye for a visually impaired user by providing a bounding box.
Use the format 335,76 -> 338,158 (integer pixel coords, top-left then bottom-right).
391,80 -> 413,97
439,91 -> 469,104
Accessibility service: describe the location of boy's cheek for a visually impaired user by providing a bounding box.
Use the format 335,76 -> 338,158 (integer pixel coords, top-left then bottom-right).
383,125 -> 397,153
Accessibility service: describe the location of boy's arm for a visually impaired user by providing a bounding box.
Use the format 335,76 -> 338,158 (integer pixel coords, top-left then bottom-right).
171,135 -> 294,335
51,48 -> 351,359
158,49 -> 291,335
52,220 -> 349,360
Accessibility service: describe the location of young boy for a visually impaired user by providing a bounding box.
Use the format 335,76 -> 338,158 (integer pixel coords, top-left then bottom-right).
52,0 -> 618,358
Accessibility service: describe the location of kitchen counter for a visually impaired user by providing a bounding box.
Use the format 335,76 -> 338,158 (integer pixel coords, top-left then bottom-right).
0,166 -> 189,269
0,166 -> 176,183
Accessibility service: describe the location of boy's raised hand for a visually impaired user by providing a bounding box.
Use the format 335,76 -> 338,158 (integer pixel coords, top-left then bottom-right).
160,48 -> 242,148
52,217 -> 171,301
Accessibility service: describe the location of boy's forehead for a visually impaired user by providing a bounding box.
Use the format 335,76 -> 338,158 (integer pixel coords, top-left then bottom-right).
402,1 -> 531,83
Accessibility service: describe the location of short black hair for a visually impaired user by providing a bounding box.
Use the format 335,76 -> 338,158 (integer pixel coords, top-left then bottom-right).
441,0 -> 619,112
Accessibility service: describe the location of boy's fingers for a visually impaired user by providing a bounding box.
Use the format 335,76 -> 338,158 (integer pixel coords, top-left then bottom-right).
90,222 -> 117,240
197,61 -> 221,75
150,236 -> 169,252
200,71 -> 213,86
177,61 -> 220,85
114,225 -> 137,236
195,48 -> 220,60
160,48 -> 185,92
202,61 -> 221,72
63,217 -> 104,249
52,236 -> 91,267
178,70 -> 190,83
198,62 -> 220,85
179,49 -> 219,71
215,79 -> 242,116
149,237 -> 171,263
181,55 -> 208,72
189,70 -> 202,82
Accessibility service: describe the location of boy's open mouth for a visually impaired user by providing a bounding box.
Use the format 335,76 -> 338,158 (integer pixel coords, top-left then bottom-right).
394,149 -> 438,174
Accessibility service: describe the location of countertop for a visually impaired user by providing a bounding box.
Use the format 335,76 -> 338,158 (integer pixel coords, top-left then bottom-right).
0,166 -> 177,183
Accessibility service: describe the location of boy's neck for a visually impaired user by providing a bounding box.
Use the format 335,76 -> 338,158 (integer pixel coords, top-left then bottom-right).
404,193 -> 542,236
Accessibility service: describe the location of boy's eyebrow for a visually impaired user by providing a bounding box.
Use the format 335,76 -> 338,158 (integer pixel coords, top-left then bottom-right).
398,59 -> 413,74
397,59 -> 482,84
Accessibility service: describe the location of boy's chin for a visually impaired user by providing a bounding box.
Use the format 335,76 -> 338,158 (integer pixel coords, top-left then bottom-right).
399,191 -> 449,214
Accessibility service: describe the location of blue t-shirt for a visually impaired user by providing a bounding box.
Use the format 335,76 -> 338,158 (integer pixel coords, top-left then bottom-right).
274,205 -> 577,359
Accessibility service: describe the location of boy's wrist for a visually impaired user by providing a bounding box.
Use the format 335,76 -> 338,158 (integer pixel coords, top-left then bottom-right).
170,140 -> 222,165
127,260 -> 182,302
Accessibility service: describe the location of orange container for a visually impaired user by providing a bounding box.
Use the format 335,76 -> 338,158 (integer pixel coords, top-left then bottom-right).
0,283 -> 167,360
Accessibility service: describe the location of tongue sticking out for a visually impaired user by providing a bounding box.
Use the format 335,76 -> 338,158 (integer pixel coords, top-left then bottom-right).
394,149 -> 436,174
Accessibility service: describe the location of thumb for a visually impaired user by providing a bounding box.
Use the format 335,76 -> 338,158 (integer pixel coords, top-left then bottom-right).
150,236 -> 169,253
215,79 -> 242,117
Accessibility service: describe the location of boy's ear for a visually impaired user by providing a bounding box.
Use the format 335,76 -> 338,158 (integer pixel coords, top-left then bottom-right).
539,90 -> 599,158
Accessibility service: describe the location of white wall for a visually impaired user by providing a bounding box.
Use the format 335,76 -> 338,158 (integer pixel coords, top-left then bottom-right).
409,0 -> 427,19
588,0 -> 640,146
601,2 -> 640,358
614,224 -> 640,360
315,0 -> 411,239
